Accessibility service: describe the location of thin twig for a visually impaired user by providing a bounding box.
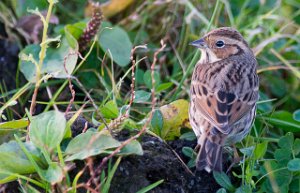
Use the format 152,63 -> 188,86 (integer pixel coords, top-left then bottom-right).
63,52 -> 79,115
87,158 -> 99,187
95,41 -> 166,191
29,1 -> 56,116
104,45 -> 147,131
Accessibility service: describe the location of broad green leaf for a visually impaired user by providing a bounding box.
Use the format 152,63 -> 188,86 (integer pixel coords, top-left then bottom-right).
239,146 -> 255,157
65,131 -> 121,161
117,140 -> 143,156
254,141 -> 268,159
99,24 -> 132,66
19,38 -> 78,82
64,22 -> 86,40
0,141 -> 41,181
216,188 -> 227,193
135,68 -> 145,84
287,158 -> 300,172
29,111 -> 66,151
143,70 -> 160,89
41,162 -> 63,184
274,149 -> 292,164
156,82 -> 173,92
19,44 -> 40,82
262,161 -> 292,193
64,24 -> 79,49
0,119 -> 28,130
150,110 -> 163,136
263,111 -> 300,132
213,171 -> 235,192
235,185 -> 252,193
100,100 -> 119,119
278,132 -> 294,150
134,90 -> 151,103
180,131 -> 196,141
289,178 -> 300,192
293,109 -> 300,122
14,0 -> 47,17
293,139 -> 300,156
182,147 -> 195,158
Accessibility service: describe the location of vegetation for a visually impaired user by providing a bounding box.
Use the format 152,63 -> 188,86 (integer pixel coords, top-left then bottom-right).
0,0 -> 299,192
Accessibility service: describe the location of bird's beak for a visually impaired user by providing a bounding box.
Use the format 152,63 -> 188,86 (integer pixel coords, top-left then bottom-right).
189,38 -> 207,48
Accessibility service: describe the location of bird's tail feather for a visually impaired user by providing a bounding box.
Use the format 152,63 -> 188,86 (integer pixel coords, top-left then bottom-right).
196,136 -> 223,172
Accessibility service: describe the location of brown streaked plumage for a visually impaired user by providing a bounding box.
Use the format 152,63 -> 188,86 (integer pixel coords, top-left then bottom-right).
189,27 -> 259,172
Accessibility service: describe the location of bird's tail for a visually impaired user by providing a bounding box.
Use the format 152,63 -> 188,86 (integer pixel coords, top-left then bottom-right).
196,135 -> 223,172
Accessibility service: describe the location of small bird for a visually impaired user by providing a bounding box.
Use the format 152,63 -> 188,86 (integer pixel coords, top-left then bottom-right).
189,27 -> 259,172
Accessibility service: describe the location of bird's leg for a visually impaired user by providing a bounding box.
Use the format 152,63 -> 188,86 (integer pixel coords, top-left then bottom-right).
226,145 -> 241,173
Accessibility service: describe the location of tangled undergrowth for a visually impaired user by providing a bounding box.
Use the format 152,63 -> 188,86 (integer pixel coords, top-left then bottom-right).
0,0 -> 300,192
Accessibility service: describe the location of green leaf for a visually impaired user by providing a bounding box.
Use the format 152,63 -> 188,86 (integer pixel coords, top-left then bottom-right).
41,162 -> 63,183
64,22 -> 86,40
293,139 -> 300,156
14,0 -> 48,17
254,141 -> 268,159
289,178 -> 300,193
19,38 -> 78,82
239,146 -> 255,157
150,110 -> 163,136
293,109 -> 300,122
262,161 -> 292,192
0,141 -> 41,181
235,185 -> 252,193
278,132 -> 294,150
263,111 -> 300,132
182,147 -> 195,158
29,110 -> 66,151
136,179 -> 164,193
156,82 -> 173,92
0,119 -> 28,130
213,171 -> 235,192
64,24 -> 80,49
134,90 -> 151,103
287,158 -> 300,172
180,132 -> 196,141
99,24 -> 132,66
19,44 -> 40,82
216,188 -> 227,193
65,131 -> 121,161
135,68 -> 145,84
274,149 -> 292,164
143,70 -> 160,89
100,100 -> 119,119
117,140 -> 143,156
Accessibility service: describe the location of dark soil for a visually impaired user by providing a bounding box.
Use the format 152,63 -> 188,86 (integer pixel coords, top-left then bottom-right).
109,130 -> 220,193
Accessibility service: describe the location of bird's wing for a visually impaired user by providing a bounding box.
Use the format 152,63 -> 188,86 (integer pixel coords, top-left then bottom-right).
191,80 -> 258,134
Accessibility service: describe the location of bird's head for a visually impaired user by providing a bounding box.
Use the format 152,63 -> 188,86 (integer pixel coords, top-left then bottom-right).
190,27 -> 253,63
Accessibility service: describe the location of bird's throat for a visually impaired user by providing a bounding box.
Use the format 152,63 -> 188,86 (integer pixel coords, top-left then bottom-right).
199,49 -> 222,64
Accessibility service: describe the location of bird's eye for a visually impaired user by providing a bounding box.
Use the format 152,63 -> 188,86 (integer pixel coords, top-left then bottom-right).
215,40 -> 225,48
